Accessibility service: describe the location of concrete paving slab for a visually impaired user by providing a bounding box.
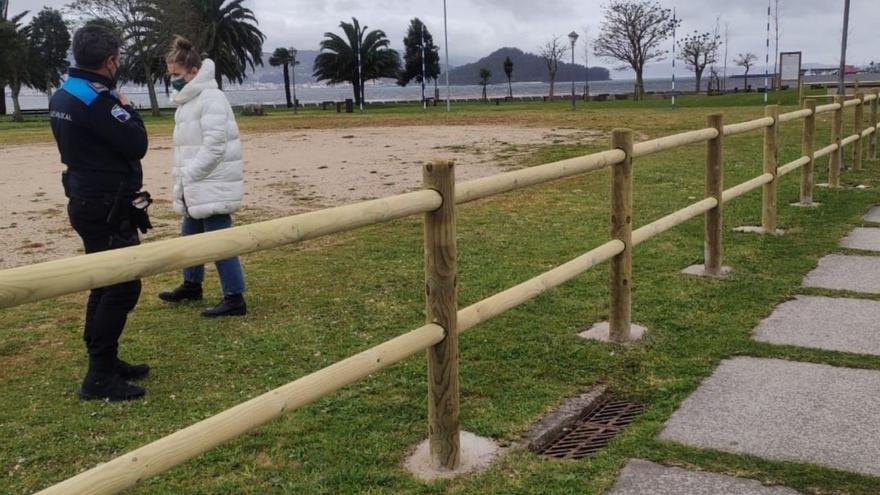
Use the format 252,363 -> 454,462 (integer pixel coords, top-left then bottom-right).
658,357 -> 880,476
753,296 -> 880,356
841,228 -> 880,251
864,206 -> 880,223
606,459 -> 800,495
802,254 -> 880,293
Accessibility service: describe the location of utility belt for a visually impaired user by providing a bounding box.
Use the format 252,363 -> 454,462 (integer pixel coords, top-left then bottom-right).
63,171 -> 153,234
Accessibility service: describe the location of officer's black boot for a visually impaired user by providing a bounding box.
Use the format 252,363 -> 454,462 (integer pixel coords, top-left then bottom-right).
201,294 -> 247,318
158,281 -> 203,303
115,358 -> 150,380
78,356 -> 145,402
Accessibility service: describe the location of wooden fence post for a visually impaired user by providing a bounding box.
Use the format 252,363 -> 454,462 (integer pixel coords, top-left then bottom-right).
610,129 -> 634,343
762,105 -> 780,233
423,160 -> 460,470
870,89 -> 879,161
854,92 -> 864,171
705,114 -> 724,274
801,99 -> 817,205
829,95 -> 844,187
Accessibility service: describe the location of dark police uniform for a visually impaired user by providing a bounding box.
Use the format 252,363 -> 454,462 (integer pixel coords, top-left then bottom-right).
49,68 -> 148,376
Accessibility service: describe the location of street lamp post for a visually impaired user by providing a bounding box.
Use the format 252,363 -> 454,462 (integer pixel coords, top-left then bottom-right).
290,47 -> 298,115
443,0 -> 451,112
838,0 -> 851,97
568,31 -> 578,111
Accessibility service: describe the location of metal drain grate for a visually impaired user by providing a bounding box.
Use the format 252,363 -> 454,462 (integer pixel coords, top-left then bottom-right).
538,400 -> 644,460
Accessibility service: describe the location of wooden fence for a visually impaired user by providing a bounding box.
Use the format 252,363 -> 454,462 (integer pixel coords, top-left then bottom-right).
1,89 -> 877,494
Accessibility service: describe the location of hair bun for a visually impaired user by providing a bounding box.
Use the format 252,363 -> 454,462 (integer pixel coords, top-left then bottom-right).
174,36 -> 193,51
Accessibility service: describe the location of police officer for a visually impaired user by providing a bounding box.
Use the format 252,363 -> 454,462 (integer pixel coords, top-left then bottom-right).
50,25 -> 151,401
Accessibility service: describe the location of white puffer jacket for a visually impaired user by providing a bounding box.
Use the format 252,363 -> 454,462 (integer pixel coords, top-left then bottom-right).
170,59 -> 243,219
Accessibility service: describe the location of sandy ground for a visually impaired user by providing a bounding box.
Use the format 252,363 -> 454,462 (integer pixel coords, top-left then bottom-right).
0,125 -> 605,269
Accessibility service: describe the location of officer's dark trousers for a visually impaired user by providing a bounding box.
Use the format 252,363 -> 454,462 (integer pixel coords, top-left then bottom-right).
67,198 -> 142,373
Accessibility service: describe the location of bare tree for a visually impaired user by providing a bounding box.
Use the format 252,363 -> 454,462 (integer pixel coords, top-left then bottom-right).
594,0 -> 679,99
677,30 -> 721,93
538,35 -> 567,99
735,52 -> 758,90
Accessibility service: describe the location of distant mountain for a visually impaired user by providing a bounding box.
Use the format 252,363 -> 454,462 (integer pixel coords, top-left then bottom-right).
249,49 -> 321,85
446,47 -> 610,85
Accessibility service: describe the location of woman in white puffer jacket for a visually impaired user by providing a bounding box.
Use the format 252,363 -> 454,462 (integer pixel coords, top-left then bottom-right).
157,37 -> 247,317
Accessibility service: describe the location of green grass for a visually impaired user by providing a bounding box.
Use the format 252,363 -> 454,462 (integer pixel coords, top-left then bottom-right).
2,90 -> 880,494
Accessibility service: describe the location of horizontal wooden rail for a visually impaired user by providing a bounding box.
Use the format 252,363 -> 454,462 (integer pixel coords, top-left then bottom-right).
843,98 -> 862,108
0,190 -> 443,310
632,198 -> 717,246
723,117 -> 774,136
456,240 -> 625,333
866,94 -> 878,102
815,103 -> 842,114
37,323 -> 446,495
721,173 -> 774,203
841,134 -> 860,147
455,149 -> 625,204
777,156 -> 812,177
778,108 -> 813,124
814,142 -> 839,160
632,128 -> 718,157
862,127 -> 876,139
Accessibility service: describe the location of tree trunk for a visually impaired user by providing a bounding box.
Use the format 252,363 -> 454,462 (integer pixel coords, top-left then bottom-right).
283,63 -> 292,108
144,60 -> 161,117
635,71 -> 645,100
11,80 -> 22,122
694,69 -> 703,93
0,84 -> 6,115
744,70 -> 750,90
352,81 -> 361,106
549,73 -> 556,98
482,85 -> 487,102
507,76 -> 512,98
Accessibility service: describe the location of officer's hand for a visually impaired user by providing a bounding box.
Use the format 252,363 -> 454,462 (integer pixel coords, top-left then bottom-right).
117,89 -> 130,107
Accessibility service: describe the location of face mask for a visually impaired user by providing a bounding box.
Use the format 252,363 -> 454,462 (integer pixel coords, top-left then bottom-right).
109,59 -> 121,87
171,76 -> 188,92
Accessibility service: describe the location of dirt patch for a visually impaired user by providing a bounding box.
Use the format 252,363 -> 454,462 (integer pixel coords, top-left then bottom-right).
0,125 -> 606,269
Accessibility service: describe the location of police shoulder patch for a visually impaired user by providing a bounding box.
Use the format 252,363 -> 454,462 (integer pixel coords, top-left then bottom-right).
89,81 -> 109,93
111,104 -> 131,122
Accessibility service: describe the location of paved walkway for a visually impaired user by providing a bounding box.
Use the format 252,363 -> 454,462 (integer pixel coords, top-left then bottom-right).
606,207 -> 880,493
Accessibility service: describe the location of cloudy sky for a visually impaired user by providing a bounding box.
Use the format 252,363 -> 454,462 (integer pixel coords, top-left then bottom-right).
19,0 -> 880,71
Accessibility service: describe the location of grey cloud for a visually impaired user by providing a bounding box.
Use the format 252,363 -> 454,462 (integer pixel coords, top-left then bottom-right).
15,0 -> 880,66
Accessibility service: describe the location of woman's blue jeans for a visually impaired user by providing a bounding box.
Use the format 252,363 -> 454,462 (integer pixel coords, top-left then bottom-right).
181,214 -> 246,296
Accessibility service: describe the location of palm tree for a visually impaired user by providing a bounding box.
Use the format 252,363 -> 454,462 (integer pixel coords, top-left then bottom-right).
125,0 -> 165,116
191,0 -> 266,89
269,47 -> 298,109
0,11 -> 31,121
313,18 -> 401,106
479,67 -> 491,103
0,0 -> 10,115
503,56 -> 514,98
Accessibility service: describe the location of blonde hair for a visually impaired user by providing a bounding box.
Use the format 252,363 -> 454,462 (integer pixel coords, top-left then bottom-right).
166,35 -> 202,70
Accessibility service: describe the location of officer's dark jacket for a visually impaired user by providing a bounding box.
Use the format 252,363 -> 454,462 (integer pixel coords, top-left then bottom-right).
49,68 -> 148,199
